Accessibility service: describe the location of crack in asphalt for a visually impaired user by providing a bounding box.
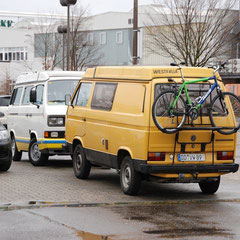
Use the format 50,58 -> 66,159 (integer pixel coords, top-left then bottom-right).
24,209 -> 112,240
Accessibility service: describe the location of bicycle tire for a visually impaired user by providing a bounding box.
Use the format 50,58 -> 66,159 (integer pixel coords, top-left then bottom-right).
152,90 -> 186,134
209,92 -> 240,135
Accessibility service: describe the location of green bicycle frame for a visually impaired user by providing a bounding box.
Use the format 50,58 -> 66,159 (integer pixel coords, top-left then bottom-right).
170,76 -> 218,113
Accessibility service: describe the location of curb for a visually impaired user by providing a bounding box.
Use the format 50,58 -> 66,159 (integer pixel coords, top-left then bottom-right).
1,198 -> 240,211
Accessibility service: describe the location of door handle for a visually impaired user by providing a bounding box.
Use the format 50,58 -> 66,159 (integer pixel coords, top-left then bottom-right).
82,118 -> 86,122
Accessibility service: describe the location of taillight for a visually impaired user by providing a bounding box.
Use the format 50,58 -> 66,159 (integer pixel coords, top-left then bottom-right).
148,152 -> 165,161
217,151 -> 234,160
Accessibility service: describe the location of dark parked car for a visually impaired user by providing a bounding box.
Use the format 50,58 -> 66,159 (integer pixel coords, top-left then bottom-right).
0,113 -> 12,171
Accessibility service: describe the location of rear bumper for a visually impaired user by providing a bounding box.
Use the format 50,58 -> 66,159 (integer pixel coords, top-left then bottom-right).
137,163 -> 239,175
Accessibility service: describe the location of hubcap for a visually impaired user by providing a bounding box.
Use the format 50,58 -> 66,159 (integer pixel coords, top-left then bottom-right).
31,142 -> 41,162
11,139 -> 15,156
76,151 -> 83,170
122,164 -> 131,189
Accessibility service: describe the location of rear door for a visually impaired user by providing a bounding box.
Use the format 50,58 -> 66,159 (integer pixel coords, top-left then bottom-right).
149,79 -> 235,166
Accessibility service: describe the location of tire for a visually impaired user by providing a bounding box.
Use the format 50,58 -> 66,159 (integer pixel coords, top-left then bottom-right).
0,150 -> 12,172
11,136 -> 22,161
120,156 -> 141,195
199,177 -> 220,194
209,92 -> 240,135
152,90 -> 186,134
73,144 -> 91,179
28,138 -> 49,166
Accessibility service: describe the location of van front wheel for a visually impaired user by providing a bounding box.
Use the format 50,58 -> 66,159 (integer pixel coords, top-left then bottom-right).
28,138 -> 49,166
199,177 -> 220,194
120,156 -> 141,195
73,144 -> 91,179
11,136 -> 22,161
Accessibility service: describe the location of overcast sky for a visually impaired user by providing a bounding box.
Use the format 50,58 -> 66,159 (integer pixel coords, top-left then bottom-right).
1,0 -> 155,15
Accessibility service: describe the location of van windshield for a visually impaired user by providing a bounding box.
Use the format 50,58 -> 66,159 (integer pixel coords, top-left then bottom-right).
48,79 -> 79,105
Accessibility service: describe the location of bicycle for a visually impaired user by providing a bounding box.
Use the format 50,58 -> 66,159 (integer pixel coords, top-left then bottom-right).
152,63 -> 240,135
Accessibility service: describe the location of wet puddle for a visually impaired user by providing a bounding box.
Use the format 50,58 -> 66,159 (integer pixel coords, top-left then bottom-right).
112,203 -> 234,239
75,230 -> 114,240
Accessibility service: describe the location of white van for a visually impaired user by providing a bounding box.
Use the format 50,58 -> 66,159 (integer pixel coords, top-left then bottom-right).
8,71 -> 84,166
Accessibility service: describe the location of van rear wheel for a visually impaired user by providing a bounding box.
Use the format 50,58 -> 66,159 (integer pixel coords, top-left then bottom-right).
73,144 -> 91,179
11,136 -> 22,161
199,177 -> 220,194
28,138 -> 48,166
120,156 -> 141,195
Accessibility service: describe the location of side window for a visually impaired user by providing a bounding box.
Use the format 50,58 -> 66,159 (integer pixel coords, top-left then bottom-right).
22,86 -> 33,105
91,83 -> 117,111
36,85 -> 44,104
10,87 -> 23,106
0,96 -> 10,106
75,83 -> 92,107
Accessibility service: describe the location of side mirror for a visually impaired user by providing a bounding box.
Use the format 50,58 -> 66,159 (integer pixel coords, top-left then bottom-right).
65,94 -> 71,106
30,88 -> 37,103
0,112 -> 4,118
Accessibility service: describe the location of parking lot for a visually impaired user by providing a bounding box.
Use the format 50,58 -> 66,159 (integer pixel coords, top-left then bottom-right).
0,132 -> 239,206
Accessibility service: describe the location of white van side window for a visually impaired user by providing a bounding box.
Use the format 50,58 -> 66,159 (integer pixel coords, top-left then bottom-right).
75,82 -> 92,107
11,87 -> 23,106
36,85 -> 44,104
91,83 -> 117,111
22,86 -> 33,105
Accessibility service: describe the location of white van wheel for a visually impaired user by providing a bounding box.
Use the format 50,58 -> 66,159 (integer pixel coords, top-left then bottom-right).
73,144 -> 91,179
11,136 -> 22,161
28,138 -> 48,166
120,156 -> 141,195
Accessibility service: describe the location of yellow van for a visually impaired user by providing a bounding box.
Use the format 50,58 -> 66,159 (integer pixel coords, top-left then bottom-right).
65,66 -> 239,195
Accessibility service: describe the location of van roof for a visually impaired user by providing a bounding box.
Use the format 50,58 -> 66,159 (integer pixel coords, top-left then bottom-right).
16,71 -> 84,85
83,66 -> 220,81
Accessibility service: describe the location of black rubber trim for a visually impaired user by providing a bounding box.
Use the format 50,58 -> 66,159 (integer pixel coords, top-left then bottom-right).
138,163 -> 239,174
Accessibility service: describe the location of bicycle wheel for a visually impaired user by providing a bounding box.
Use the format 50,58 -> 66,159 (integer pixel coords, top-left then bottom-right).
209,92 -> 240,135
152,90 -> 186,134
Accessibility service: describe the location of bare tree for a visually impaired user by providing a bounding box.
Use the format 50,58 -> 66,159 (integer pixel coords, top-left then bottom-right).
33,6 -> 102,71
69,6 -> 103,71
0,70 -> 13,95
34,15 -> 62,70
145,0 -> 238,66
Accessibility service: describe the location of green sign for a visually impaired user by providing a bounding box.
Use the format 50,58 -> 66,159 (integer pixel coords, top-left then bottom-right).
1,20 -> 14,27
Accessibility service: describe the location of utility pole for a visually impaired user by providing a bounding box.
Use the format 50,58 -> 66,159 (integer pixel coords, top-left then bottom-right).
133,0 -> 138,65
60,0 -> 77,70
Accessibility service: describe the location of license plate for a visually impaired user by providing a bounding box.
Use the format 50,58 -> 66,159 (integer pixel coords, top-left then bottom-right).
178,153 -> 205,162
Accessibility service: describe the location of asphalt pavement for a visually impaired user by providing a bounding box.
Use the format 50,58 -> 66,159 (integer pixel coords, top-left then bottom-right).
0,132 -> 239,240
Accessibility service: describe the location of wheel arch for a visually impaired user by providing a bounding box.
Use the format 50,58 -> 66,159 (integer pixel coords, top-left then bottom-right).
117,148 -> 133,169
72,137 -> 84,153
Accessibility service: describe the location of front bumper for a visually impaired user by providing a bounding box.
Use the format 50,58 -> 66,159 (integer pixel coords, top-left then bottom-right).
136,163 -> 239,175
39,138 -> 69,155
0,141 -> 12,163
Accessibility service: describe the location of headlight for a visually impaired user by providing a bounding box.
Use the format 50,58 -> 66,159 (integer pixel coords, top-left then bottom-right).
48,116 -> 65,126
0,130 -> 9,142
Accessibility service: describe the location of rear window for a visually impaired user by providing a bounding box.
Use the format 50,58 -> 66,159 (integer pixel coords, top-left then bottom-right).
0,96 -> 10,106
154,83 -> 218,116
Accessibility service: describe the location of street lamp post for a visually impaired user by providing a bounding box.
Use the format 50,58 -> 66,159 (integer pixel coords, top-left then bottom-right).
60,0 -> 77,71
57,25 -> 67,70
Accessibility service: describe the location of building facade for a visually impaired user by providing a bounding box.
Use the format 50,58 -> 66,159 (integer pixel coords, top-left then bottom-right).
0,5 -> 239,95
